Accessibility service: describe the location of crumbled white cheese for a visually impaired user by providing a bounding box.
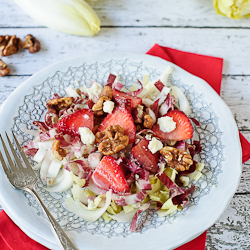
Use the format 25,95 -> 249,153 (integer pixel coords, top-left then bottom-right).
148,137 -> 163,154
79,127 -> 95,145
86,82 -> 103,99
84,114 -> 89,119
157,116 -> 176,133
180,176 -> 190,187
103,100 -> 115,114
145,134 -> 152,140
137,105 -> 144,118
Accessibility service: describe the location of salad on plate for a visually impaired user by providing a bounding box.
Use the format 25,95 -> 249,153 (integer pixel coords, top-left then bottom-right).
22,66 -> 204,232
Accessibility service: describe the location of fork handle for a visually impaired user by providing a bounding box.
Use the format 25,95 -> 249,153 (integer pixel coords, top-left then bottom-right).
24,187 -> 77,250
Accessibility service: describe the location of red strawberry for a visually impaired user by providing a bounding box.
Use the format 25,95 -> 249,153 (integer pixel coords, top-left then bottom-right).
97,107 -> 136,144
132,138 -> 159,173
57,109 -> 94,136
112,89 -> 142,109
92,156 -> 130,194
152,110 -> 193,141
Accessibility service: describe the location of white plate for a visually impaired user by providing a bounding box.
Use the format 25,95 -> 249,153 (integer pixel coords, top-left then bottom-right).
0,52 -> 242,250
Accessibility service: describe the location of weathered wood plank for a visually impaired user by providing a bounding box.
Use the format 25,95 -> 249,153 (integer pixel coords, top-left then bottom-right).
206,194 -> 250,249
1,0 -> 250,28
0,28 -> 250,76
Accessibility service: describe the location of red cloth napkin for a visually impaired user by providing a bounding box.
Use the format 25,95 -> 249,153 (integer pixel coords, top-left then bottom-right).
0,44 -> 249,250
147,44 -> 250,250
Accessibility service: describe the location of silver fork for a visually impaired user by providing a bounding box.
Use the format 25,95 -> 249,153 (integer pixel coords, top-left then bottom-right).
0,132 -> 77,250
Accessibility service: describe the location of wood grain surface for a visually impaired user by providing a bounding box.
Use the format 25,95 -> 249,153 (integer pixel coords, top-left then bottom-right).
0,1 -> 250,249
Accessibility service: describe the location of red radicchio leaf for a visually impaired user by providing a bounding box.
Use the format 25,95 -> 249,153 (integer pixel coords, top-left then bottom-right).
44,111 -> 58,129
190,118 -> 200,127
130,203 -> 150,232
158,172 -> 195,206
159,94 -> 175,116
22,146 -> 38,156
106,74 -> 117,87
187,141 -> 202,158
86,99 -> 94,109
33,121 -> 49,132
114,82 -> 124,91
132,108 -> 142,123
157,172 -> 176,190
52,93 -> 62,100
172,185 -> 195,207
151,99 -> 160,118
117,157 -> 149,181
55,134 -> 70,148
154,80 -> 164,92
74,97 -> 86,104
178,161 -> 197,176
128,80 -> 144,97
39,132 -> 51,142
175,140 -> 185,151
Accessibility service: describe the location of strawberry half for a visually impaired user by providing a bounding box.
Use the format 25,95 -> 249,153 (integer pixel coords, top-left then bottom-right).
92,156 -> 130,194
152,110 -> 193,141
112,89 -> 142,109
57,109 -> 94,136
132,138 -> 159,173
97,107 -> 136,144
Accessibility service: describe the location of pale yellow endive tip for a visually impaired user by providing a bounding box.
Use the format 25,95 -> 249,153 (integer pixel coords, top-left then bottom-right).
213,0 -> 250,19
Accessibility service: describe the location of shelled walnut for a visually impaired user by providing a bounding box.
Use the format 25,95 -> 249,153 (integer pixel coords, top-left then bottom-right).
0,35 -> 23,56
96,125 -> 129,155
160,146 -> 193,172
52,140 -> 66,161
143,115 -> 154,129
0,59 -> 10,77
46,97 -> 74,113
92,86 -> 113,116
23,34 -> 41,53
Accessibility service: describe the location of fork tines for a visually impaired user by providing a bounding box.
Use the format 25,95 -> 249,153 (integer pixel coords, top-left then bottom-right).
0,132 -> 33,175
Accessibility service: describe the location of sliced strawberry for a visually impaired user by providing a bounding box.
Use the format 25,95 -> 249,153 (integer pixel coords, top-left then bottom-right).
132,138 -> 159,173
92,156 -> 130,194
97,107 -> 136,144
112,89 -> 142,109
57,109 -> 94,136
152,110 -> 193,141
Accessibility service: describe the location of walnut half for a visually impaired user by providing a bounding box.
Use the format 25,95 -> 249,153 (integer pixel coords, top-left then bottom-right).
52,140 -> 66,161
92,86 -> 113,116
96,125 -> 129,155
0,59 -> 10,77
0,35 -> 23,56
23,34 -> 41,53
46,97 -> 74,113
160,146 -> 193,172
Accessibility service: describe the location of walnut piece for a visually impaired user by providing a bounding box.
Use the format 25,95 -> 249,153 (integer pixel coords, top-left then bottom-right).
96,125 -> 129,155
0,59 -> 10,77
0,35 -> 23,56
46,97 -> 74,113
143,115 -> 154,129
52,140 -> 66,161
23,34 -> 41,53
92,96 -> 110,112
160,146 -> 193,172
101,86 -> 113,99
92,86 -> 113,116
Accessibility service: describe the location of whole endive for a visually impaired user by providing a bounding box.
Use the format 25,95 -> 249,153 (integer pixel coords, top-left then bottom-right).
14,0 -> 100,36
213,0 -> 250,19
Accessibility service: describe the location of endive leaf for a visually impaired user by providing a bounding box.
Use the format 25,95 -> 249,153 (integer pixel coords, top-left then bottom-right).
72,0 -> 100,34
14,0 -> 100,36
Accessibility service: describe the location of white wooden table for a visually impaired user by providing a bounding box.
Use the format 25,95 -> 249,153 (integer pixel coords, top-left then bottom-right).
1,1 -> 250,249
